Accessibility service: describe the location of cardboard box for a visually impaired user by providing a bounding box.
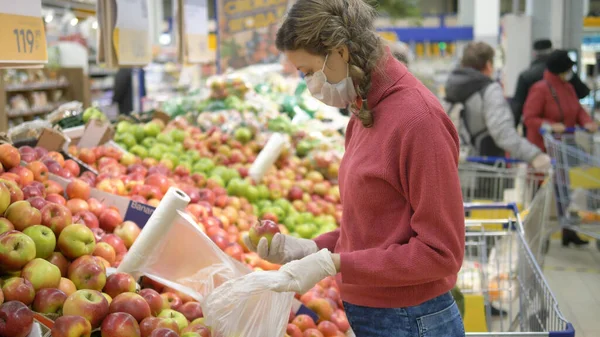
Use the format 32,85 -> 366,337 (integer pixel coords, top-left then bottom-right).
77,120 -> 115,149
36,128 -> 68,152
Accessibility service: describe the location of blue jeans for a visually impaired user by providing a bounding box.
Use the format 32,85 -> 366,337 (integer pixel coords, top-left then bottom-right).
343,292 -> 465,337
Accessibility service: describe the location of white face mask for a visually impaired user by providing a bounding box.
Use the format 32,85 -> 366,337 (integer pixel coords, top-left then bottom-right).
305,54 -> 357,108
563,70 -> 574,81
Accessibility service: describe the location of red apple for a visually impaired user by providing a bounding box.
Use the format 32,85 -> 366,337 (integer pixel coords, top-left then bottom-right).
198,189 -> 215,205
93,242 -> 116,265
139,288 -> 164,316
48,252 -> 70,277
0,179 -> 23,204
28,196 -> 48,211
68,255 -> 107,291
109,292 -> 152,322
32,288 -> 67,314
160,292 -> 182,310
10,167 -> 34,186
145,174 -> 170,194
181,323 -> 210,336
51,315 -> 92,337
67,198 -> 89,214
177,301 -> 203,321
150,328 -> 179,337
330,310 -> 350,332
100,234 -> 127,255
101,312 -> 141,337
66,178 -> 91,200
307,298 -> 334,321
41,203 -> 73,235
0,218 -> 13,235
63,289 -> 109,328
1,278 -> 35,305
92,228 -> 106,242
0,144 -> 21,170
114,221 -> 141,249
74,210 -> 100,229
5,201 -> 42,232
104,272 -> 137,298
46,192 -> 66,205
88,198 -> 106,218
59,277 -> 77,296
293,315 -> 317,331
140,317 -> 180,337
248,219 -> 280,247
288,323 -> 303,337
34,147 -> 48,159
304,328 -> 325,337
78,149 -> 96,165
0,301 -> 33,337
317,321 -> 340,337
0,231 -> 36,271
22,184 -> 44,199
99,208 -> 124,233
58,223 -> 96,260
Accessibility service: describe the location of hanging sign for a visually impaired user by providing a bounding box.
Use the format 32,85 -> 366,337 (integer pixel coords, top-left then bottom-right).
0,0 -> 47,67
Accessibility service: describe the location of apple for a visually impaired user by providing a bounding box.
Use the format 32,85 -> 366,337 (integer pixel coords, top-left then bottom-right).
150,328 -> 179,337
330,310 -> 350,332
0,218 -> 13,235
63,289 -> 109,328
0,184 -> 10,215
248,219 -> 280,247
104,272 -> 137,298
145,174 -> 170,194
28,196 -> 48,211
34,147 -> 48,159
93,242 -> 116,265
48,252 -> 70,277
78,149 -> 96,165
102,292 -> 113,305
293,315 -> 317,331
160,292 -> 183,310
0,179 -> 23,204
10,167 -> 34,186
304,329 -> 325,337
307,298 -> 334,321
58,223 -> 96,259
59,277 -> 77,296
5,201 -> 42,232
67,198 -> 89,215
41,203 -> 73,235
114,221 -> 141,248
46,193 -> 66,205
288,324 -> 303,337
74,210 -> 100,229
22,225 -> 56,259
32,288 -> 67,314
109,292 -> 152,323
0,144 -> 21,170
177,301 -> 203,322
139,288 -> 164,316
64,159 -> 81,176
44,180 -> 64,195
68,255 -> 107,291
88,198 -> 106,218
140,317 -> 180,337
101,312 -> 141,337
92,228 -> 106,242
21,258 -> 62,291
0,231 -> 36,271
100,234 -> 128,255
96,256 -> 112,269
99,208 -> 124,233
66,179 -> 91,200
1,278 -> 35,305
0,301 -> 33,337
158,309 -> 189,331
22,184 -> 44,200
51,315 -> 92,337
181,327 -> 210,337
317,321 -> 340,337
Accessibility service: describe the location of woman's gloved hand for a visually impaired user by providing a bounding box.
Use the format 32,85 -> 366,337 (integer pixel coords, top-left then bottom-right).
584,122 -> 599,133
531,153 -> 552,172
551,123 -> 566,133
269,249 -> 337,294
242,233 -> 318,265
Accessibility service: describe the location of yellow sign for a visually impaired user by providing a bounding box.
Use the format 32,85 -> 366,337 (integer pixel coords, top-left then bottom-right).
0,12 -> 47,65
113,28 -> 151,66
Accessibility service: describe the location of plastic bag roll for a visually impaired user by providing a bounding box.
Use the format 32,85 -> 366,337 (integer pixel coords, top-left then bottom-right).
248,133 -> 288,183
117,187 -> 191,279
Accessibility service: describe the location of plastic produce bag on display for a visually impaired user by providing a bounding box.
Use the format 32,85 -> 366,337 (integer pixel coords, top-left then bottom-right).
203,271 -> 294,337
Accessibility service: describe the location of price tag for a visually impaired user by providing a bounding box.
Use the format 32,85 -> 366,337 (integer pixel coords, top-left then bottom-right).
113,0 -> 151,66
0,0 -> 47,66
183,0 -> 212,63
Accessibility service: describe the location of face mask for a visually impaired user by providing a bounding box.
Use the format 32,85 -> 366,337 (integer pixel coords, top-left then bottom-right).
305,54 -> 357,108
562,71 -> 574,81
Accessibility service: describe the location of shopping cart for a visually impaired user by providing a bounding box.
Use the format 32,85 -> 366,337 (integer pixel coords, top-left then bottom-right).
459,203 -> 573,336
459,157 -> 547,219
542,128 -> 600,251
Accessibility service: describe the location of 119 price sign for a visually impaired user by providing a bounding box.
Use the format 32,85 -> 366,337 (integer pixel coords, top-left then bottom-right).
0,12 -> 47,63
13,29 -> 35,53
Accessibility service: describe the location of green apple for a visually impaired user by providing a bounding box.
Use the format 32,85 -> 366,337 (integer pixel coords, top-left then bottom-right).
0,218 -> 14,235
156,133 -> 174,145
185,150 -> 201,162
0,231 -> 37,271
141,137 -> 157,148
172,142 -> 184,153
234,127 -> 253,144
21,258 -> 62,291
207,176 -> 225,188
120,152 -> 137,166
244,186 -> 259,203
129,145 -> 148,158
0,182 -> 11,214
159,309 -> 189,331
170,129 -> 187,142
210,166 -> 228,178
283,213 -> 299,231
132,125 -> 146,143
143,122 -> 161,138
149,148 -> 165,161
57,224 -> 96,260
298,212 -> 314,224
257,185 -> 270,200
118,133 -> 137,149
23,225 -> 56,259
116,121 -> 132,134
295,223 -> 317,239
162,153 -> 180,167
192,158 -> 215,173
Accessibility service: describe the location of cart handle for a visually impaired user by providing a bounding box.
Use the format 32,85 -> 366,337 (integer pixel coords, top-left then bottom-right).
464,202 -> 519,215
540,126 -> 582,135
464,156 -> 523,164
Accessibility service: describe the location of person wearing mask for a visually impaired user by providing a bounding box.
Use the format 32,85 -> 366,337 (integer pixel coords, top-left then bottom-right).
523,49 -> 598,247
513,39 -> 590,136
445,41 -> 550,170
243,0 -> 466,336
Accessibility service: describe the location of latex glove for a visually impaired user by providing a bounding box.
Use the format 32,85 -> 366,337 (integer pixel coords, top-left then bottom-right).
551,123 -> 566,133
242,233 -> 318,264
531,153 -> 551,172
269,249 -> 337,294
584,122 -> 598,133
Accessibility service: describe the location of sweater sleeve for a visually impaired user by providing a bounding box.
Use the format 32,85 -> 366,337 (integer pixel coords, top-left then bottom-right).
576,105 -> 594,126
313,228 -> 340,252
483,83 -> 542,162
523,84 -> 548,133
339,113 -> 465,287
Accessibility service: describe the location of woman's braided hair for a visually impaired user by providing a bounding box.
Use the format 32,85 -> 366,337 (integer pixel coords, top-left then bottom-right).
276,0 -> 385,128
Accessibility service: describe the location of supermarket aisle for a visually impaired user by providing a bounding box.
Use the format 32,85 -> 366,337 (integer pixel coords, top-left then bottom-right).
543,240 -> 600,336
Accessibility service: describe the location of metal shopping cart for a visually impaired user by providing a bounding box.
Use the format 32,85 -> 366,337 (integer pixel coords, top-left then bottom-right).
542,128 -> 600,251
460,203 -> 573,336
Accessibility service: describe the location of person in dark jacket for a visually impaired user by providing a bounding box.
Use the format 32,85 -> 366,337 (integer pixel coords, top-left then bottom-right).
513,39 -> 590,136
112,68 -> 146,115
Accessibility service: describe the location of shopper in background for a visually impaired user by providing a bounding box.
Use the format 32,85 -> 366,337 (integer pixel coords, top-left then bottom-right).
243,0 -> 466,336
445,41 -> 550,170
523,49 -> 598,247
113,68 -> 134,115
513,39 -> 590,136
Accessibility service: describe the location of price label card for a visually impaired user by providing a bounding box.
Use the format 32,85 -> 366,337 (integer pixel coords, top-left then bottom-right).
0,0 -> 47,66
114,0 -> 151,65
183,0 -> 212,63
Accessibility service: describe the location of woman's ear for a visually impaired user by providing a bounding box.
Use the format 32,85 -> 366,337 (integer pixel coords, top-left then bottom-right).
339,45 -> 350,63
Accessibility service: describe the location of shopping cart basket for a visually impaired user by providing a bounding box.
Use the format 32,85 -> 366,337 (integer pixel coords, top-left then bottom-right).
460,203 -> 573,336
542,128 -> 600,250
459,157 -> 546,219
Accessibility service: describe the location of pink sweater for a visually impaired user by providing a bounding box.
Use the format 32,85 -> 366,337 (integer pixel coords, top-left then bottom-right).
314,51 -> 465,308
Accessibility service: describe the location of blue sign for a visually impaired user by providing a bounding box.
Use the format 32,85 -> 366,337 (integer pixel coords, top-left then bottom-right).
124,201 -> 156,228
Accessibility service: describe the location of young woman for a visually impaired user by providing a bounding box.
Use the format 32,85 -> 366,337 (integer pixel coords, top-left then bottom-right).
243,0 -> 465,335
523,49 -> 598,247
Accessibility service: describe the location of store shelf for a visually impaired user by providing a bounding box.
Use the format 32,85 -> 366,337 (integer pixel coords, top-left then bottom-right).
7,102 -> 66,118
5,81 -> 69,92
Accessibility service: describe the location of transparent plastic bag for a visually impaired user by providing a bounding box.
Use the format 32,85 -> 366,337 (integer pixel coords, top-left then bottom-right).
7,120 -> 53,142
203,271 -> 294,337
